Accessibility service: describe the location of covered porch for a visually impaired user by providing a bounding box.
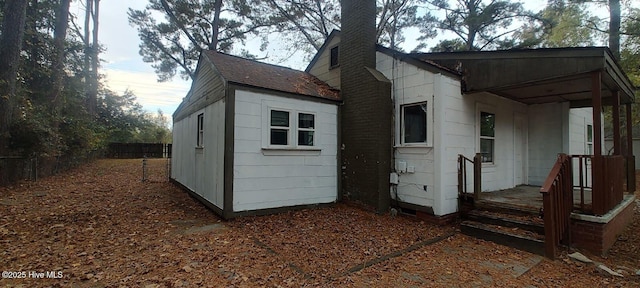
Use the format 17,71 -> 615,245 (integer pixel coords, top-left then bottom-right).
422,47 -> 636,258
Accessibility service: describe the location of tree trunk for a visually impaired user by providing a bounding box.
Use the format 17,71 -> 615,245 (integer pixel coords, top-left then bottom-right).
608,0 -> 620,59
210,0 -> 222,51
88,0 -> 100,115
50,0 -> 71,113
0,0 -> 29,153
84,0 -> 93,114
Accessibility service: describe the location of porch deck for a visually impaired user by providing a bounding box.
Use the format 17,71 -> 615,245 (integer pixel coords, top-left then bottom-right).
477,185 -> 592,211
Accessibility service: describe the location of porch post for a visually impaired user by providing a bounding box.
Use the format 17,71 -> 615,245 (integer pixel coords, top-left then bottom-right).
612,91 -> 621,155
626,103 -> 636,192
591,72 -> 605,215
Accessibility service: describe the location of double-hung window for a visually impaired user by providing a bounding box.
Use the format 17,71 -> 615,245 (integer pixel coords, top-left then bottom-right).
402,102 -> 427,144
298,113 -> 315,146
480,112 -> 495,163
270,110 -> 290,145
267,108 -> 316,148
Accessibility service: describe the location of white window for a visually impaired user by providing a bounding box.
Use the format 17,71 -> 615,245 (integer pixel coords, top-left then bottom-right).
402,102 -> 427,144
298,113 -> 315,146
480,112 -> 495,163
270,110 -> 290,146
266,108 -> 316,149
197,113 -> 204,147
586,124 -> 593,155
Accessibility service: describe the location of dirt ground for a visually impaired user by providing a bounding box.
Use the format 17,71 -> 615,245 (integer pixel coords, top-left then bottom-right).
1,159 -> 639,287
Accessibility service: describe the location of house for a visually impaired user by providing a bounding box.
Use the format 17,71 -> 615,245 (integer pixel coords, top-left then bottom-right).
171,51 -> 340,219
172,0 -> 636,258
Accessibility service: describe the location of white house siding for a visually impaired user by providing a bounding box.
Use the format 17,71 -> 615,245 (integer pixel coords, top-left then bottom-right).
171,116 -> 196,190
568,107 -> 594,186
171,100 -> 226,210
232,90 -> 338,212
436,76 -> 476,215
473,93 -> 529,192
376,52 -> 439,210
528,103 -> 565,185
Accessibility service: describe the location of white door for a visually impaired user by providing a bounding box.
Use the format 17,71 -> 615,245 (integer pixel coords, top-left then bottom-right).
514,116 -> 526,186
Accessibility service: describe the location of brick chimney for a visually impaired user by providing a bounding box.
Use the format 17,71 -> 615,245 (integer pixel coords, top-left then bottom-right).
340,0 -> 392,212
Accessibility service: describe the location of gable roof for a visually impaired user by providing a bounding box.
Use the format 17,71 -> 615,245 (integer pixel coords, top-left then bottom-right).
305,29 -> 461,79
204,51 -> 340,101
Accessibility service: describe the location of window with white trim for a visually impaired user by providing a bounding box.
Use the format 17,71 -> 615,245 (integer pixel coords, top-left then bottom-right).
197,113 -> 204,147
270,110 -> 290,145
401,102 -> 427,144
298,113 -> 315,146
480,112 -> 495,163
266,108 -> 317,148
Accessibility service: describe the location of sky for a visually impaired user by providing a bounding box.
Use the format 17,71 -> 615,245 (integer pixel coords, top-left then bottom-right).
90,1 -> 610,119
78,1 -> 192,118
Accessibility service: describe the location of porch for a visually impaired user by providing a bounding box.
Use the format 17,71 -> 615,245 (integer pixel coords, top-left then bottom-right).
437,47 -> 637,259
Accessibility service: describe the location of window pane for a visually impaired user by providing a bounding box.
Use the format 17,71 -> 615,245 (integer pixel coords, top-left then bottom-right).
298,131 -> 314,146
403,104 -> 427,143
270,129 -> 288,145
299,113 -> 314,129
480,138 -> 494,163
480,112 -> 495,137
587,124 -> 593,142
271,110 -> 289,127
330,46 -> 339,67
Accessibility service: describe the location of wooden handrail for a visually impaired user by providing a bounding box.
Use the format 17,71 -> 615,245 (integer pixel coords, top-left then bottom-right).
458,154 -> 482,203
540,154 -> 573,259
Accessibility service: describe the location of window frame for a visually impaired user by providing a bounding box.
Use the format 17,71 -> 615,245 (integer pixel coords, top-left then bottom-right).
263,106 -> 319,151
479,111 -> 496,164
329,45 -> 339,69
196,113 -> 204,148
401,102 -> 428,145
269,109 -> 291,146
586,124 -> 593,155
297,112 -> 315,146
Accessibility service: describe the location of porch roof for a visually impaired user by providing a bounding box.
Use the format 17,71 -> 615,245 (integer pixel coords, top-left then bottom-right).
413,47 -> 635,107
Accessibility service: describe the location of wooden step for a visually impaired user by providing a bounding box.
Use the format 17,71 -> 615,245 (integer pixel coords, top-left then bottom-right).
461,220 -> 545,256
475,200 -> 541,217
465,210 -> 545,235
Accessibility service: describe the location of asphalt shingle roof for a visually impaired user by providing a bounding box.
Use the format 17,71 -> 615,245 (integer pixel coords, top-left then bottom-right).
204,51 -> 340,101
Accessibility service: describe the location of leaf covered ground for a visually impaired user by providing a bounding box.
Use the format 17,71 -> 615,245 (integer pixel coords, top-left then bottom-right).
1,159 -> 639,287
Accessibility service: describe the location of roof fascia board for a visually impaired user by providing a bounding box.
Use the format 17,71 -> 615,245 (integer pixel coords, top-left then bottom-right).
228,82 -> 341,105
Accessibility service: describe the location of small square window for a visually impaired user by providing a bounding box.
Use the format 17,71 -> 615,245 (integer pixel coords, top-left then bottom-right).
330,46 -> 339,68
402,103 -> 427,144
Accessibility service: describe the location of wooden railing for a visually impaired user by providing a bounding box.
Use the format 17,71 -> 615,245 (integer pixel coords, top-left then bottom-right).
540,154 -> 573,259
626,155 -> 636,192
458,153 -> 482,202
570,155 -> 592,212
597,155 -> 624,215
